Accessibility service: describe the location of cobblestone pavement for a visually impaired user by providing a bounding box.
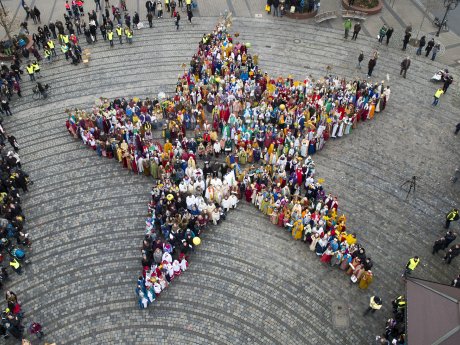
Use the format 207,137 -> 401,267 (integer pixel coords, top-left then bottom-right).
1,8 -> 460,345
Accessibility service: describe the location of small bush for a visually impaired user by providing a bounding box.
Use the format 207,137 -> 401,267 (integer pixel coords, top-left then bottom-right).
352,0 -> 379,8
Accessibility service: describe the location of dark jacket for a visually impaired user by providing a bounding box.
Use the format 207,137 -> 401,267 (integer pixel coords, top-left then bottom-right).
401,58 -> 411,69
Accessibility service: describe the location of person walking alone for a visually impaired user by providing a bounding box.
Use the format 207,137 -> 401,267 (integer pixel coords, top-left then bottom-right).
432,87 -> 444,106
175,12 -> 180,30
357,50 -> 364,69
402,256 -> 420,277
402,31 -> 411,50
400,56 -> 411,78
344,19 -> 352,39
363,296 -> 382,315
367,55 -> 377,78
416,36 -> 426,55
445,208 -> 459,229
351,22 -> 361,40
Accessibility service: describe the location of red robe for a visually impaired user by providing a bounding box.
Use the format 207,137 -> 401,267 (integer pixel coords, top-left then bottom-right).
245,187 -> 252,202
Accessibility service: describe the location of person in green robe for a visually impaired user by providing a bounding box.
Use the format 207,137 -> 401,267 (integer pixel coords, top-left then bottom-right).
238,148 -> 247,165
150,159 -> 159,179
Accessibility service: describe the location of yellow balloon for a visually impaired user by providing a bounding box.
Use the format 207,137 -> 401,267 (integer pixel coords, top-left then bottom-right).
280,104 -> 285,111
193,237 -> 201,246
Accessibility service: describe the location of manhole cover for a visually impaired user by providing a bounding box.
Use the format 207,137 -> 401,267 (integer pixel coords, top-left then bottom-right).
255,14 -> 263,18
294,39 -> 301,44
332,301 -> 350,329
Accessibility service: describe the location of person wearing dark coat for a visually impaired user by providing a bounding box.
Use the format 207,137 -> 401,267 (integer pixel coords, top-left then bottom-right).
385,27 -> 393,45
367,57 -> 377,78
444,244 -> 460,264
416,36 -> 426,55
432,231 -> 456,254
400,56 -> 411,78
425,38 -> 435,57
7,135 -> 19,152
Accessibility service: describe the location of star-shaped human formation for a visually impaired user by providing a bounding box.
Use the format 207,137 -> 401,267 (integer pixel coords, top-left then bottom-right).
66,19 -> 390,308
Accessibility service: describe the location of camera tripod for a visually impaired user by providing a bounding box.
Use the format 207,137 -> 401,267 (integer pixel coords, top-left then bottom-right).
400,176 -> 419,200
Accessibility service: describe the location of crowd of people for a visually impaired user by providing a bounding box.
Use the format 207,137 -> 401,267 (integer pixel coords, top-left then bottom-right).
66,13 -> 394,306
0,290 -> 44,340
0,118 -> 37,338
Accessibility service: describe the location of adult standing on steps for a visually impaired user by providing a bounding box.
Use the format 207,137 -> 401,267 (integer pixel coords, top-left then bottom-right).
157,1 -> 163,18
273,0 -> 280,17
187,7 -> 193,24
147,11 -> 154,27
351,22 -> 361,40
357,50 -> 364,68
416,36 -> 426,55
107,28 -> 114,46
367,54 -> 377,78
400,56 -> 410,79
425,38 -> 435,57
175,12 -> 180,30
443,75 -> 453,93
344,19 -> 352,39
116,24 -> 123,44
385,27 -> 393,45
431,43 -> 440,61
378,25 -> 387,44
402,31 -> 411,50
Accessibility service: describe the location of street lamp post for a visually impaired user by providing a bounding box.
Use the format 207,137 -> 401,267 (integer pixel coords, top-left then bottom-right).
436,0 -> 459,36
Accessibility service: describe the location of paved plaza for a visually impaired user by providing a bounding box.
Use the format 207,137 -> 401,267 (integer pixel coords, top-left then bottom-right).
1,0 -> 460,344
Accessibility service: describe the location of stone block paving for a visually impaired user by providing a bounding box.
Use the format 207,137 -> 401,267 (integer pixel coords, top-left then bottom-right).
0,2 -> 459,344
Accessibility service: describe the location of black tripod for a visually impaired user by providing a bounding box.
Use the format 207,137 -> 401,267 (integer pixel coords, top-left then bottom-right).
400,176 -> 419,200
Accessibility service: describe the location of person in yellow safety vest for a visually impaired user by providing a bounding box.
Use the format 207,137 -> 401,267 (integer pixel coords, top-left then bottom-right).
165,0 -> 170,12
116,25 -> 123,44
186,0 -> 191,4
107,29 -> 114,47
432,87 -> 444,106
47,39 -> 57,56
125,27 -> 133,43
61,44 -> 69,60
26,63 -> 35,81
44,47 -> 51,62
9,258 -> 21,273
392,295 -> 406,313
60,33 -> 69,45
364,296 -> 382,315
403,256 -> 420,277
445,208 -> 459,229
32,61 -> 41,78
